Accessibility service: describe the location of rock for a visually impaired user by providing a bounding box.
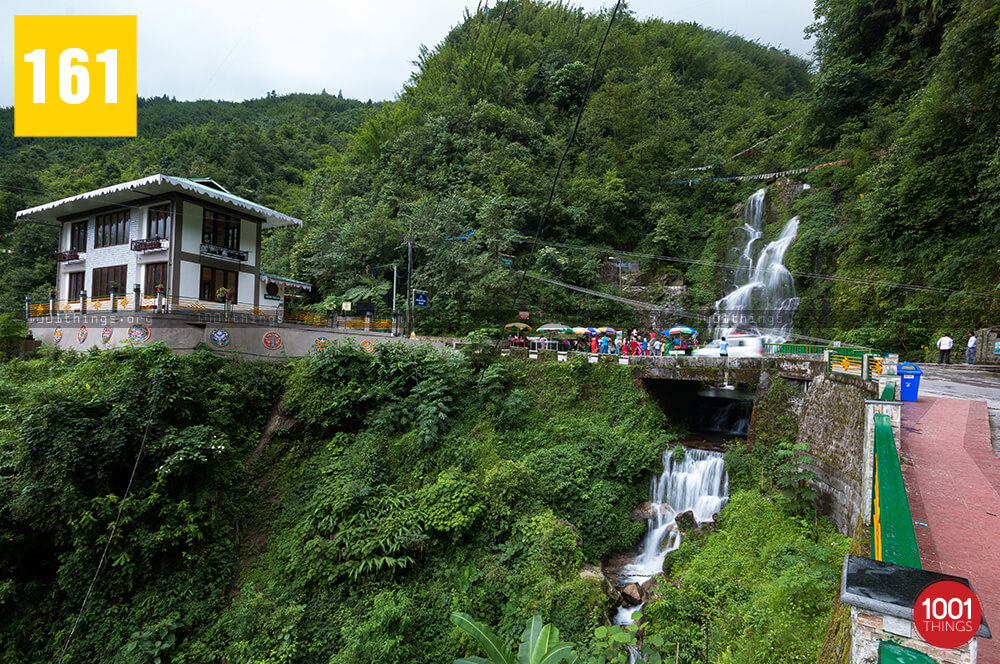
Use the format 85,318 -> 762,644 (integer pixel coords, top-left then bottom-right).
581,564 -> 620,603
629,501 -> 655,521
621,582 -> 645,606
674,510 -> 697,533
640,573 -> 665,598
629,501 -> 671,521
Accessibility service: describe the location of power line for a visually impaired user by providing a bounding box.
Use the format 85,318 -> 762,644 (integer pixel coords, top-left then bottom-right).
524,271 -> 706,321
519,236 -> 997,299
668,119 -> 801,175
510,0 -> 622,311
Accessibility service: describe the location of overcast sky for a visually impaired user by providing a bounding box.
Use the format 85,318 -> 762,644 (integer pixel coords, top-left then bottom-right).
2,1 -> 815,107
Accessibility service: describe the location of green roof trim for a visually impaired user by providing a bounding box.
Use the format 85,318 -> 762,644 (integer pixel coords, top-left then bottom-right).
260,272 -> 313,291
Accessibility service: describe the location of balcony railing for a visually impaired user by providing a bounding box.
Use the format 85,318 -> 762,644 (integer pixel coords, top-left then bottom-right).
200,243 -> 248,262
55,250 -> 86,263
131,237 -> 169,252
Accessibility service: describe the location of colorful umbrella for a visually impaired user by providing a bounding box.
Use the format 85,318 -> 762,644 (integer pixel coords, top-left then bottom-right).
664,325 -> 697,336
537,323 -> 572,333
504,322 -> 532,331
572,326 -> 599,335
597,326 -> 617,334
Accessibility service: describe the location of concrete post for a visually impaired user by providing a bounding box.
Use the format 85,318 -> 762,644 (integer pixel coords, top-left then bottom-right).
862,354 -> 870,381
133,284 -> 141,312
49,294 -> 55,319
80,290 -> 87,314
110,288 -> 118,313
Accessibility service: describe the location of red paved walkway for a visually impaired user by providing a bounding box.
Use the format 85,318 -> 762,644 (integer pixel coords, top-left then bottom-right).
900,396 -> 1000,663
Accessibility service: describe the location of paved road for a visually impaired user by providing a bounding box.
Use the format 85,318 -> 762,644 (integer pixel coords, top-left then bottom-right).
910,364 -> 1000,456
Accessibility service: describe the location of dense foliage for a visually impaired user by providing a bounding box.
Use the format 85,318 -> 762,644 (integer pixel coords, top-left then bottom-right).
0,345 -> 676,663
0,344 -> 285,663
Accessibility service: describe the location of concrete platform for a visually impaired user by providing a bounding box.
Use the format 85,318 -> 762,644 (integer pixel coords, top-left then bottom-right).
900,396 -> 1000,663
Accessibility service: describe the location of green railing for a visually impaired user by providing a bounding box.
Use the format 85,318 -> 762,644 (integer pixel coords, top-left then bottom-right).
879,381 -> 896,401
879,642 -> 936,663
872,413 -> 921,569
762,342 -> 829,354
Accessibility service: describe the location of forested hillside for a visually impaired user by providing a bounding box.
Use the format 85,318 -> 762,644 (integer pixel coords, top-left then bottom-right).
2,0 -> 999,344
0,344 -> 848,664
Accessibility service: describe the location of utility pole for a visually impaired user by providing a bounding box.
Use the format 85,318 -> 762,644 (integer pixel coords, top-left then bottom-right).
406,220 -> 413,335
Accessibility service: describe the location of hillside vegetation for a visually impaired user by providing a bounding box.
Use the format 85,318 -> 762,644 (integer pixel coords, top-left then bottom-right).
4,1 -> 997,352
0,344 -> 848,664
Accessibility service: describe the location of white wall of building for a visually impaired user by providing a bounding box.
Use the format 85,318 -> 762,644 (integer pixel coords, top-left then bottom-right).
238,271 -> 256,306
181,201 -> 202,254
179,260 -> 201,300
240,219 -> 256,263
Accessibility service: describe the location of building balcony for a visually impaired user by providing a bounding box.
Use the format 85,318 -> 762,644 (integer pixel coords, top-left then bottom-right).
200,242 -> 248,262
55,250 -> 86,264
131,237 -> 170,253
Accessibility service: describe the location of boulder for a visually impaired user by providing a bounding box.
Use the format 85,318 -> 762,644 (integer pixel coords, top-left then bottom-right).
580,564 -> 621,603
640,573 -> 665,598
674,510 -> 698,533
629,501 -> 672,521
621,582 -> 645,606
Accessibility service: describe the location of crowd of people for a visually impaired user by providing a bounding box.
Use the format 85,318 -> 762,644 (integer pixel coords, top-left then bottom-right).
507,328 -> 701,356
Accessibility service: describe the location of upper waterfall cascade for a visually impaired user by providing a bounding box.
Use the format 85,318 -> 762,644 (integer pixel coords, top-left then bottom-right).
711,187 -> 800,342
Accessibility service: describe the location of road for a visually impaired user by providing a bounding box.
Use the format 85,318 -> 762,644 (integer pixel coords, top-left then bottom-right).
913,364 -> 1000,455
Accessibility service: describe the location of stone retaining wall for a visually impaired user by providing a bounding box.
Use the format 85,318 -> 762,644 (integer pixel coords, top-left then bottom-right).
752,364 -> 878,536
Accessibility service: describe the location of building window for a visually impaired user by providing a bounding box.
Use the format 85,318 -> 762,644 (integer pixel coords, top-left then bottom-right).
70,221 -> 87,251
94,210 -> 129,248
92,265 -> 128,297
147,204 -> 171,239
202,209 -> 240,249
200,266 -> 238,301
68,272 -> 85,298
144,262 -> 168,295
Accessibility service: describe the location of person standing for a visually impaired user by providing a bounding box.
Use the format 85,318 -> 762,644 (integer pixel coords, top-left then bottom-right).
966,332 -> 977,365
719,336 -> 729,358
936,332 -> 954,364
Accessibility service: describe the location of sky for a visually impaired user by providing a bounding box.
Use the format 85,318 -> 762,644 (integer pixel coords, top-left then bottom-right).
1,1 -> 816,107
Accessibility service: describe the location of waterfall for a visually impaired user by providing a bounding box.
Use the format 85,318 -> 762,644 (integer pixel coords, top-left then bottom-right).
614,448 -> 728,625
711,187 -> 800,342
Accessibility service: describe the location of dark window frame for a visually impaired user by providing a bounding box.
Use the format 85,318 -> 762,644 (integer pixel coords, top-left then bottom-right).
94,210 -> 130,248
202,209 -> 240,250
92,265 -> 128,297
144,262 -> 168,296
68,271 -> 85,298
69,221 -> 87,252
199,265 -> 239,302
147,203 -> 171,240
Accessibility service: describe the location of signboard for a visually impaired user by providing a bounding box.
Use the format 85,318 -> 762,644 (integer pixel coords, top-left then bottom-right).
341,301 -> 351,312
414,292 -> 428,307
994,341 -> 999,355
518,311 -> 530,320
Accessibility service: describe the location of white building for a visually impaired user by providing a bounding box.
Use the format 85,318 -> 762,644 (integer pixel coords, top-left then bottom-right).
16,174 -> 303,311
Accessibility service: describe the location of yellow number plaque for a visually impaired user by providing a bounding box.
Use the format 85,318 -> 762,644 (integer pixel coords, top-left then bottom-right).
14,15 -> 137,137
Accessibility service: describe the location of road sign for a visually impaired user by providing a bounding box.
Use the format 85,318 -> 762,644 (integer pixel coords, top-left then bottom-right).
414,292 -> 428,307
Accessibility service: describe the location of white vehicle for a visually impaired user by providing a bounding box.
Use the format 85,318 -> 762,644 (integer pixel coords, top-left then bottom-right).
693,335 -> 764,358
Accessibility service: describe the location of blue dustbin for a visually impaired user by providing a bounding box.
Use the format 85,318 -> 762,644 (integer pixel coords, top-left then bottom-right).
897,363 -> 922,402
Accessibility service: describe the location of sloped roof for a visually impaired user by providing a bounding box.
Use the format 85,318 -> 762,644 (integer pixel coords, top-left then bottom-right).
260,272 -> 312,291
15,174 -> 302,229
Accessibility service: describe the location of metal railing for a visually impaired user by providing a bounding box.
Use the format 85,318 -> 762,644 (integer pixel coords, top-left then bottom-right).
763,342 -> 829,355
828,348 -> 865,376
27,296 -> 396,333
871,413 -> 921,568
